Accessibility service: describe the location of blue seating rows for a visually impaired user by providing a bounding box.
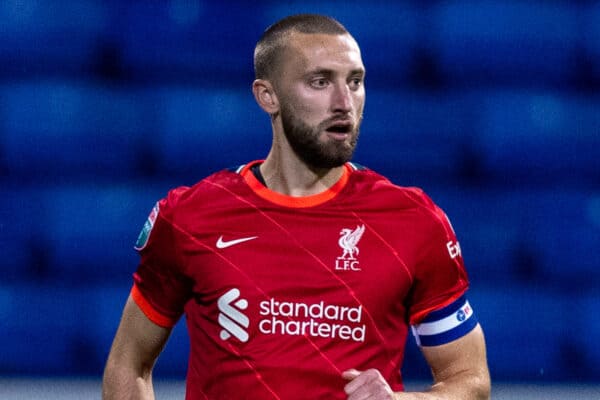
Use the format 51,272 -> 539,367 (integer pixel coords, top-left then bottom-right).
0,82 -> 153,177
1,83 -> 597,184
1,281 -> 598,380
428,2 -> 582,86
468,285 -> 593,381
154,86 -> 271,174
1,83 -> 598,287
1,2 -> 600,85
476,91 -> 600,182
1,0 -> 599,383
1,182 -> 598,286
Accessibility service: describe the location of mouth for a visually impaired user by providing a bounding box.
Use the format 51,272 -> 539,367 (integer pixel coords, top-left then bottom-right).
325,121 -> 353,137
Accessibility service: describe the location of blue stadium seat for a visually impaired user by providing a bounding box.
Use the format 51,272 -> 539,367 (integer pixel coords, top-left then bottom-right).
0,82 -> 152,178
427,186 -> 600,288
82,284 -> 134,374
41,183 -> 170,283
0,283 -> 142,375
476,91 -> 600,183
470,285 -> 572,381
572,292 -> 600,380
0,282 -> 189,377
0,1 -> 108,77
520,190 -> 600,287
0,285 -> 86,374
583,2 -> 600,82
0,0 -> 597,384
0,184 -> 169,283
356,90 -> 477,184
0,186 -> 51,281
425,187 -> 523,285
111,2 -> 262,83
428,1 -> 580,86
262,2 -> 420,86
84,283 -> 190,377
0,238 -> 31,279
154,87 -> 271,177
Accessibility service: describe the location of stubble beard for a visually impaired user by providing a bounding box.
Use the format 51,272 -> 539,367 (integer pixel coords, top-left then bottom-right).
279,103 -> 361,169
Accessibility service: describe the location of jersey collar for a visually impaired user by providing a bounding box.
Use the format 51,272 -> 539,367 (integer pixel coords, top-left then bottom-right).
239,160 -> 351,208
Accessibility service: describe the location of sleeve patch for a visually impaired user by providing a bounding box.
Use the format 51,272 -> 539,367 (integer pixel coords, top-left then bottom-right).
411,296 -> 477,346
134,202 -> 160,251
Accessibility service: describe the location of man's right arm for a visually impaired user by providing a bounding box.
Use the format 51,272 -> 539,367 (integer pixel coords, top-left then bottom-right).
102,294 -> 172,400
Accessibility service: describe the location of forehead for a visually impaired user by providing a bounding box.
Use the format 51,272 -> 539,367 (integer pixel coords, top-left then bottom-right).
281,32 -> 364,74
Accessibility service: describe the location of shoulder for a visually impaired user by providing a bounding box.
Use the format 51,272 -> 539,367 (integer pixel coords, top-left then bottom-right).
349,163 -> 453,233
158,166 -> 246,219
349,164 -> 441,210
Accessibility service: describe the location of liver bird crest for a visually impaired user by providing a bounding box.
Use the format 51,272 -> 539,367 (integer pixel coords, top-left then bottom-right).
338,225 -> 365,260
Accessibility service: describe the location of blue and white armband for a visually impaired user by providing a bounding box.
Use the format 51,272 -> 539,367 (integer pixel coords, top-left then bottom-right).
411,295 -> 478,347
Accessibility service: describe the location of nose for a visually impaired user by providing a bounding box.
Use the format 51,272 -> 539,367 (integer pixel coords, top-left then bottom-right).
331,82 -> 352,114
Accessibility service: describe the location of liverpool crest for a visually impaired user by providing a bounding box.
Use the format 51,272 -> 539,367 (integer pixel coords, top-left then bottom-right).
336,225 -> 365,271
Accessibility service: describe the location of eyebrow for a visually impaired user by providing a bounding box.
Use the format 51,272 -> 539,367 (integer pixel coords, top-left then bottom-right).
350,68 -> 366,77
305,68 -> 365,78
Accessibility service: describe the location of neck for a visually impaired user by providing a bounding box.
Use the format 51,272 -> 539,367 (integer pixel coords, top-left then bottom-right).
260,150 -> 345,197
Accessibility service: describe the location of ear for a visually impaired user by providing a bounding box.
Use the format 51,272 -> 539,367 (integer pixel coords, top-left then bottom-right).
252,79 -> 279,115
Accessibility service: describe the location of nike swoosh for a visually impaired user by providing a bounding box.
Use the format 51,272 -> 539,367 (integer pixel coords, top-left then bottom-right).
216,235 -> 258,249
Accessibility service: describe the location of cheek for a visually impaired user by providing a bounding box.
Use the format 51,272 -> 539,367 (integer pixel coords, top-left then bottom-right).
288,93 -> 328,122
353,92 -> 366,114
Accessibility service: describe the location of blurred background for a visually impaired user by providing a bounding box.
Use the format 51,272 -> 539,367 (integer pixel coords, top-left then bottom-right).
0,0 -> 599,398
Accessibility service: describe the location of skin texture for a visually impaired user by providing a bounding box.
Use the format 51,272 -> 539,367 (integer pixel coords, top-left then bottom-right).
102,296 -> 171,400
342,325 -> 490,399
253,32 -> 365,197
102,30 -> 491,400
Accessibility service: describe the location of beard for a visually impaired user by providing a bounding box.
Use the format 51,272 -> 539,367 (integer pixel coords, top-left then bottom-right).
279,103 -> 361,169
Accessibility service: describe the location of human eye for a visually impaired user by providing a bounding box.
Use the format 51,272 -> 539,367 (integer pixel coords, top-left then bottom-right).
309,77 -> 329,89
349,76 -> 363,90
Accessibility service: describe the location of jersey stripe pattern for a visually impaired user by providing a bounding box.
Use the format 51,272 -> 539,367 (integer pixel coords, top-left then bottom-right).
132,160 -> 472,399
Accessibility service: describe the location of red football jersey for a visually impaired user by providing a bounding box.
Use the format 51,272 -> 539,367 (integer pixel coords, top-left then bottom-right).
132,160 -> 470,399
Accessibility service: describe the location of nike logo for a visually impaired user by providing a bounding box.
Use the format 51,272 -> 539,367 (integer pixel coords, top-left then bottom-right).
216,235 -> 258,249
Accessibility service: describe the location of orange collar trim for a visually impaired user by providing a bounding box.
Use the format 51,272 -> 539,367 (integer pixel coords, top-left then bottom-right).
240,160 -> 351,208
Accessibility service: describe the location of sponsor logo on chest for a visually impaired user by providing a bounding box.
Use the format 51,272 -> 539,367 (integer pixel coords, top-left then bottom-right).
217,288 -> 366,344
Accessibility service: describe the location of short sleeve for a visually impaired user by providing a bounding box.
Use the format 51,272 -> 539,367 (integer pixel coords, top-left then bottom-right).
407,193 -> 470,325
132,188 -> 193,328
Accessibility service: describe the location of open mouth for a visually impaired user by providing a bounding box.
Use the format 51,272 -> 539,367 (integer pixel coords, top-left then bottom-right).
326,123 -> 352,134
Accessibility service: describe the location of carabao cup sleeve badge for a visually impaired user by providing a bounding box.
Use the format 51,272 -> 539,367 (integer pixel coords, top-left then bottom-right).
135,202 -> 160,251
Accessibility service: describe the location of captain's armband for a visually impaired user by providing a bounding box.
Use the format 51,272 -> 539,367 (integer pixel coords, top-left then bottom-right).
411,295 -> 478,347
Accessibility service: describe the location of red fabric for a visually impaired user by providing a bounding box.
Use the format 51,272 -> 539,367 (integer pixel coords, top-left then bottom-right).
132,161 -> 469,399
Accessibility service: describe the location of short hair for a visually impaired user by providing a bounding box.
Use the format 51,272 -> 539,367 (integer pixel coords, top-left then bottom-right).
254,14 -> 350,80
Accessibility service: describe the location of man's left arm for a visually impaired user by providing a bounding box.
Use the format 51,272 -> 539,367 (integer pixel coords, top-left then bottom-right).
343,324 -> 490,400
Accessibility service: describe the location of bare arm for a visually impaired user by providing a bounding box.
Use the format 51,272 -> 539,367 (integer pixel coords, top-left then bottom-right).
414,323 -> 490,399
102,294 -> 172,400
343,324 -> 490,399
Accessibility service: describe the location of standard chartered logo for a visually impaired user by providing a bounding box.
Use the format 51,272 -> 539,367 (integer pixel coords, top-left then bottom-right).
218,288 -> 250,342
217,288 -> 366,343
258,298 -> 366,342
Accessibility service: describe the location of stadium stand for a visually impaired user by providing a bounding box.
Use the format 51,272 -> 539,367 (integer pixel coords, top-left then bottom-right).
0,0 -> 598,386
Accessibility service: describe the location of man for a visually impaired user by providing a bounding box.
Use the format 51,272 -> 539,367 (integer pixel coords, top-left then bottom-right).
103,14 -> 490,400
